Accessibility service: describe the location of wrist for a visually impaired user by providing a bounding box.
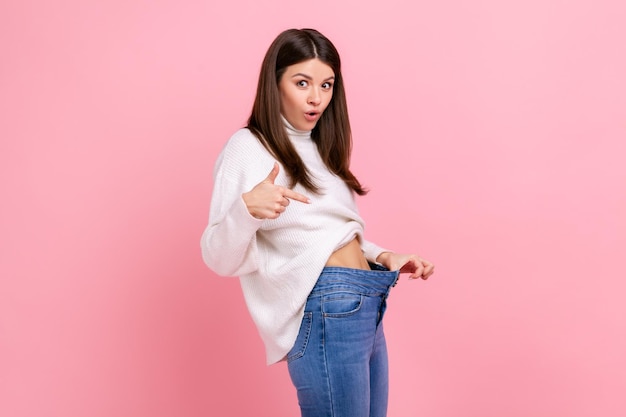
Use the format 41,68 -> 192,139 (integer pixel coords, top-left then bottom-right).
376,251 -> 392,268
241,192 -> 261,219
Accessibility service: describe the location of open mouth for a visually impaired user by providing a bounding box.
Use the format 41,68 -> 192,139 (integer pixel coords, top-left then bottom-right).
305,111 -> 319,121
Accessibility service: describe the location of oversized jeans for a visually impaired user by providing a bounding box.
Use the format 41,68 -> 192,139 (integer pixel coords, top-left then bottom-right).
287,263 -> 400,417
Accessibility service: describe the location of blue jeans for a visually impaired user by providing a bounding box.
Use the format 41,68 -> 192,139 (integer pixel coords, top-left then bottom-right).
287,263 -> 400,417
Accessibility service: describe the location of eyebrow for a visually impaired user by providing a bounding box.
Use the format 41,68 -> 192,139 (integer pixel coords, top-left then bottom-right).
291,73 -> 335,82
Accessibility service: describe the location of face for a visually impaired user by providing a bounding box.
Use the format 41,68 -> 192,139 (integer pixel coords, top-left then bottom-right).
278,58 -> 335,131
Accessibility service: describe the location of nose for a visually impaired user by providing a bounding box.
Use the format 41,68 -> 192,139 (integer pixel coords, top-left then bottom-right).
308,89 -> 321,105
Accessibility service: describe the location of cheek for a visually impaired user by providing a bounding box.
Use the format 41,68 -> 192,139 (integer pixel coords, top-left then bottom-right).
279,86 -> 295,108
282,91 -> 297,109
322,97 -> 333,112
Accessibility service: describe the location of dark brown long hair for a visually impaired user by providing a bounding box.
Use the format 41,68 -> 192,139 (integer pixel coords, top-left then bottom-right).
247,28 -> 367,195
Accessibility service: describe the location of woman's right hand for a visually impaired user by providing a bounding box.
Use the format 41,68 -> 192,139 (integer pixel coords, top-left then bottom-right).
242,162 -> 310,219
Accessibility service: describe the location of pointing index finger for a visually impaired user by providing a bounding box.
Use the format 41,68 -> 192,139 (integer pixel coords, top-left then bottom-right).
283,189 -> 311,204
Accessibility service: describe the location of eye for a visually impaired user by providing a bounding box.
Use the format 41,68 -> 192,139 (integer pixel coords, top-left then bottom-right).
322,82 -> 333,90
297,80 -> 308,87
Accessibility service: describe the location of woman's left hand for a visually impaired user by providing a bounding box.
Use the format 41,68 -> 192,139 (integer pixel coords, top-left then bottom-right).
376,252 -> 435,280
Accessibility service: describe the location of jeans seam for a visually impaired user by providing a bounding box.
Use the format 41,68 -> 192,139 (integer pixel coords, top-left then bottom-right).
321,310 -> 335,416
322,293 -> 364,318
287,312 -> 313,363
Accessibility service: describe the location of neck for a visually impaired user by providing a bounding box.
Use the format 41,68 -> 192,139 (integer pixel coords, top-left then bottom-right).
281,115 -> 311,138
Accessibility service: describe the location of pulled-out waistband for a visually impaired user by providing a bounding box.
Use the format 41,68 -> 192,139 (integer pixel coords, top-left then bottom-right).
309,262 -> 400,297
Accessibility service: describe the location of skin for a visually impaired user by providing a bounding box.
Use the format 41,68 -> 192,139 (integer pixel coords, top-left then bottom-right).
376,251 -> 435,281
242,58 -> 435,280
242,162 -> 309,220
278,58 -> 335,131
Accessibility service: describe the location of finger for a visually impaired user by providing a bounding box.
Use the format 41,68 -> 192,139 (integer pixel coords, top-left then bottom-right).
283,188 -> 311,204
422,263 -> 435,279
409,260 -> 425,279
264,162 -> 280,184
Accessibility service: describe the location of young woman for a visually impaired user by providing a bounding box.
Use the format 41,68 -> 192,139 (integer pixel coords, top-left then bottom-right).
201,28 -> 434,417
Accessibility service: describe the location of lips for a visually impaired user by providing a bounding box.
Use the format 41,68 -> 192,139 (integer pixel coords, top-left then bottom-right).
304,111 -> 319,122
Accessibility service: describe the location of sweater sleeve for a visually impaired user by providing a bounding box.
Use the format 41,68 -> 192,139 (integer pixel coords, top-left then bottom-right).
200,134 -> 267,277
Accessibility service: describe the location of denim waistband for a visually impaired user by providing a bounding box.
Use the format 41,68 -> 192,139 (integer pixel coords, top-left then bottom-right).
309,262 -> 400,297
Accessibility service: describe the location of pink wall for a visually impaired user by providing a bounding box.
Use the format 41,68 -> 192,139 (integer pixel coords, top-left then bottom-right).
1,1 -> 625,416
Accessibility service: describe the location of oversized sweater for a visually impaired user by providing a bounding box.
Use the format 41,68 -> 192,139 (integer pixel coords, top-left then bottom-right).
201,120 -> 387,364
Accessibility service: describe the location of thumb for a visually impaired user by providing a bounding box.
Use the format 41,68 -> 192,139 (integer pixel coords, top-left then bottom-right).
265,162 -> 279,184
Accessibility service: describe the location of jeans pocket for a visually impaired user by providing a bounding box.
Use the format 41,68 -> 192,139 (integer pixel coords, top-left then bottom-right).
287,312 -> 313,363
322,292 -> 363,317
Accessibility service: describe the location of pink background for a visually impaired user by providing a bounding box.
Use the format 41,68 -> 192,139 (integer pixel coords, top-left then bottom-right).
1,0 -> 625,416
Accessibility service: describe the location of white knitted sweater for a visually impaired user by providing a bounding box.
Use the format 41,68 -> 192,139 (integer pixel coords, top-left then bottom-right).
201,120 -> 387,364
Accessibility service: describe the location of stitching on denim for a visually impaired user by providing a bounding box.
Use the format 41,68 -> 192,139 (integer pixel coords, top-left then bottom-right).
287,312 -> 313,363
322,293 -> 363,318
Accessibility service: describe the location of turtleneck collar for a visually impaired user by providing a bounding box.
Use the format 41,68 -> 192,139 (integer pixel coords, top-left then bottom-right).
281,115 -> 312,138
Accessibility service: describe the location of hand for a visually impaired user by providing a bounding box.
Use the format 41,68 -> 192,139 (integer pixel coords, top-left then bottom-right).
376,252 -> 434,280
242,162 -> 310,220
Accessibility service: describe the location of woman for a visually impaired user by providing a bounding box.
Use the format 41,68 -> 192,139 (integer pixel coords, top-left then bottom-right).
201,28 -> 434,417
